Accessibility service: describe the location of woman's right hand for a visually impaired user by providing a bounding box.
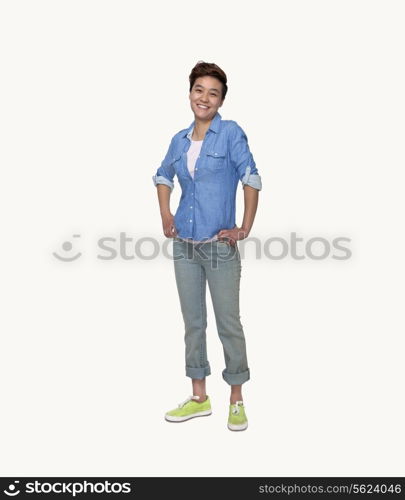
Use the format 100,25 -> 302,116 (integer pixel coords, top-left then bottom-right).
162,213 -> 178,238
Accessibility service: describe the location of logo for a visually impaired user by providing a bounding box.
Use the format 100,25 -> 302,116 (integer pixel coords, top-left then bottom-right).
53,234 -> 82,261
2,480 -> 132,497
3,480 -> 20,496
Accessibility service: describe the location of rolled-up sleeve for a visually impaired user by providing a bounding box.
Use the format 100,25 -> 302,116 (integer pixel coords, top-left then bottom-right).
152,139 -> 176,191
229,123 -> 262,191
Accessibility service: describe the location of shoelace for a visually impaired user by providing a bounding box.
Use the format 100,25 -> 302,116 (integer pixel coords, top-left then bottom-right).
178,395 -> 200,408
231,400 -> 244,415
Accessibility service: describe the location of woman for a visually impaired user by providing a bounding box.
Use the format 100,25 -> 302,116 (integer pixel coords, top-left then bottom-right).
152,61 -> 262,431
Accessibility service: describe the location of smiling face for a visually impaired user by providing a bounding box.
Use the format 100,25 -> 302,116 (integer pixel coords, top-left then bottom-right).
189,76 -> 224,121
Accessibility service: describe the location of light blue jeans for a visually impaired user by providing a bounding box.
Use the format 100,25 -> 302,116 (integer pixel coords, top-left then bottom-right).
172,237 -> 250,385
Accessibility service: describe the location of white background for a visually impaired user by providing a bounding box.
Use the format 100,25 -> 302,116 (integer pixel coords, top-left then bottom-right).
1,0 -> 404,476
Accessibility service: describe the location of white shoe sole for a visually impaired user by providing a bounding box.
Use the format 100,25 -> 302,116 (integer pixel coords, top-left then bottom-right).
227,421 -> 248,431
165,409 -> 212,422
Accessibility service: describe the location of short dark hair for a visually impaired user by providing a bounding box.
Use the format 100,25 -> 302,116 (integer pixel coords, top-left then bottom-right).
189,60 -> 228,100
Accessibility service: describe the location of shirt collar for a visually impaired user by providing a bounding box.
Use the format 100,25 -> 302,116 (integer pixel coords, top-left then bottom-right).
183,111 -> 222,139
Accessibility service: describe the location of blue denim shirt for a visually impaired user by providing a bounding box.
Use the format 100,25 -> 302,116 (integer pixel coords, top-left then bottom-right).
152,111 -> 262,241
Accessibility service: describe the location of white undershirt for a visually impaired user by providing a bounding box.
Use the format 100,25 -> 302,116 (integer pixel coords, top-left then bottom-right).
186,138 -> 203,179
182,138 -> 218,244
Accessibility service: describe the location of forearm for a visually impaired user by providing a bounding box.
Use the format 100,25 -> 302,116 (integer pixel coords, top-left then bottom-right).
156,184 -> 172,217
241,185 -> 259,235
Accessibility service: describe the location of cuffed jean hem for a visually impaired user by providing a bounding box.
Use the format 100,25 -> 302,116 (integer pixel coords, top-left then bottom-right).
186,365 -> 211,379
222,368 -> 250,386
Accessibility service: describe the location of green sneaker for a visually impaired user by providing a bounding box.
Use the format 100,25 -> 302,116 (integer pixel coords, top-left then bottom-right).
165,395 -> 212,422
227,400 -> 248,431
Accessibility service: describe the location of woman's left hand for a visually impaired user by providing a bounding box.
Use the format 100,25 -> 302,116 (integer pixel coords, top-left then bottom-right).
217,226 -> 248,246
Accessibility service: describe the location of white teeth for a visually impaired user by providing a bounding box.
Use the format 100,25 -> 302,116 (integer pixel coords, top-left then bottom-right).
198,105 -> 208,109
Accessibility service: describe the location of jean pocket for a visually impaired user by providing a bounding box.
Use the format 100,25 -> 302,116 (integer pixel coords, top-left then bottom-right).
172,239 -> 187,260
216,241 -> 237,260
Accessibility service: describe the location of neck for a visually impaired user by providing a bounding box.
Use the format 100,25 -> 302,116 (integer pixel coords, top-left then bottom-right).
193,117 -> 212,141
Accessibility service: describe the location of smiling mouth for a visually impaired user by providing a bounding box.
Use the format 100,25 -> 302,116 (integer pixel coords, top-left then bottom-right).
197,104 -> 209,109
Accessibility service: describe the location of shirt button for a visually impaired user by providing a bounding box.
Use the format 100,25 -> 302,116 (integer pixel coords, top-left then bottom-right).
190,206 -> 193,208
189,219 -> 192,222
195,167 -> 198,171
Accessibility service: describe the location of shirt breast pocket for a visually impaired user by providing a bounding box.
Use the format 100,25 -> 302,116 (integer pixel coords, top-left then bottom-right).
168,152 -> 183,176
205,149 -> 227,171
